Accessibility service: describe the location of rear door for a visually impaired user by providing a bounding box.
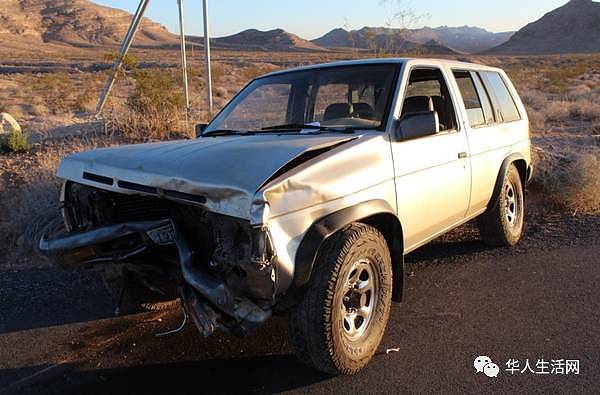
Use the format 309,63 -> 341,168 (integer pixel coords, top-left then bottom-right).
390,65 -> 471,251
451,69 -> 524,214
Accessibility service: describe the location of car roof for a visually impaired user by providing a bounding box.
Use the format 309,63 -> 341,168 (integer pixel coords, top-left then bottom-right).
259,58 -> 503,79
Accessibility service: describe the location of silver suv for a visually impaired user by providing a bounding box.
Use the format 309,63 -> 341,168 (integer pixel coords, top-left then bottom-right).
41,58 -> 532,374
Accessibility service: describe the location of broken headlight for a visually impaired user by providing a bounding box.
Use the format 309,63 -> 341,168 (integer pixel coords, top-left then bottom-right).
250,226 -> 276,269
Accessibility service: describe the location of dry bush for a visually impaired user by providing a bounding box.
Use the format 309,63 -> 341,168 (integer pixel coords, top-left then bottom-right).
240,64 -> 277,83
533,146 -> 600,215
544,101 -> 572,122
0,133 -> 124,255
568,98 -> 600,121
214,86 -> 228,98
105,69 -> 192,141
105,108 -> 191,141
210,62 -> 227,83
1,147 -> 70,254
29,72 -> 74,114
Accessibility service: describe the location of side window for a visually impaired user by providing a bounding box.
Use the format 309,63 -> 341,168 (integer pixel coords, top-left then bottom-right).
402,68 -> 457,131
472,73 -> 495,124
453,70 -> 494,127
481,71 -> 521,123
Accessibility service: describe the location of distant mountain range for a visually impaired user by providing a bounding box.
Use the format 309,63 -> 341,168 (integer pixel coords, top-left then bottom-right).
486,0 -> 600,54
1,0 -> 598,55
188,28 -> 324,52
0,0 -> 179,47
203,27 -> 459,54
312,26 -> 513,53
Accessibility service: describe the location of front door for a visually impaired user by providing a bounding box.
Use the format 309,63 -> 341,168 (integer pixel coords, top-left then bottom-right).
390,66 -> 471,251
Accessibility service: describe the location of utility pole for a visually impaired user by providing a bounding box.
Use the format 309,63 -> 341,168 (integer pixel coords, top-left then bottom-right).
177,0 -> 190,113
96,0 -> 151,115
202,0 -> 213,117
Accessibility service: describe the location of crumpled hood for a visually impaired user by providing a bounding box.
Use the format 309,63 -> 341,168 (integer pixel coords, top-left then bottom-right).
57,134 -> 357,220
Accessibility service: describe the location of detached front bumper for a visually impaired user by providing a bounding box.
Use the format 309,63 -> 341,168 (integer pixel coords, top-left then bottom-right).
39,219 -> 271,336
39,219 -> 175,264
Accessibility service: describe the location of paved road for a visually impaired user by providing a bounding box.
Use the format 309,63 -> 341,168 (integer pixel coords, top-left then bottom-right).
1,224 -> 599,394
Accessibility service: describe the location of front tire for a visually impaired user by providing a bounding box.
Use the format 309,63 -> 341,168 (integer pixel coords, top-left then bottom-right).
288,223 -> 393,374
478,164 -> 525,246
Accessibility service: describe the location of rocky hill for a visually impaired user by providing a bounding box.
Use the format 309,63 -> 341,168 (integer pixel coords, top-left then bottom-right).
312,26 -> 513,54
410,26 -> 513,53
487,0 -> 600,54
311,27 -> 458,54
206,29 -> 326,52
0,0 -> 178,48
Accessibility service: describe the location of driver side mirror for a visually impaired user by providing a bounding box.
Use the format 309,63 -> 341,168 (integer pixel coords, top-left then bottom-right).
195,123 -> 208,137
394,111 -> 439,141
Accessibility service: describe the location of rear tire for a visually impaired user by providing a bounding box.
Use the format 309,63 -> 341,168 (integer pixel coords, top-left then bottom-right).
478,164 -> 524,246
288,223 -> 392,374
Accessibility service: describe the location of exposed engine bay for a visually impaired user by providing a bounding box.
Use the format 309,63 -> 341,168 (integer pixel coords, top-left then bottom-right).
40,181 -> 275,337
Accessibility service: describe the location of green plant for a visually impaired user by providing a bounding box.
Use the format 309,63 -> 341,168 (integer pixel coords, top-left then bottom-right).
127,70 -> 184,114
0,128 -> 30,153
103,52 -> 139,71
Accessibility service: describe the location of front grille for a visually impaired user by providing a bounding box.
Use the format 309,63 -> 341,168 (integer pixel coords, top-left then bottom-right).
111,193 -> 171,222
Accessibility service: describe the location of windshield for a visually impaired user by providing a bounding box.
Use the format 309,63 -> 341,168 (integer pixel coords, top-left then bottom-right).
204,64 -> 400,134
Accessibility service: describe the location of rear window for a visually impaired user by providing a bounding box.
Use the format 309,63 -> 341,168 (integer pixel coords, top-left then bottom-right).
481,71 -> 521,123
453,71 -> 486,127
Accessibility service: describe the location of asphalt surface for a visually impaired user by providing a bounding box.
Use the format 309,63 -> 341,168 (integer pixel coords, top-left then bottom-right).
1,214 -> 599,394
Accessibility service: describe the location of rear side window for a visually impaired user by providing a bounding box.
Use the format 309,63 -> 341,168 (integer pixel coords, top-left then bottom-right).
453,71 -> 487,127
472,74 -> 495,124
481,71 -> 521,123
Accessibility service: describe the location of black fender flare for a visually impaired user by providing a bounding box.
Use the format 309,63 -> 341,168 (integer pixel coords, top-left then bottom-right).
293,199 -> 405,302
487,153 -> 528,212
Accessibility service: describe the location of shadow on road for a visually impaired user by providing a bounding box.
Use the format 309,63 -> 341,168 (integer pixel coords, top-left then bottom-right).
0,266 -> 115,335
406,239 -> 496,263
9,355 -> 333,395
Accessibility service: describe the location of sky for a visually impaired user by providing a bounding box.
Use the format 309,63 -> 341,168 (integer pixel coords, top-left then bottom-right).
92,0 -> 569,40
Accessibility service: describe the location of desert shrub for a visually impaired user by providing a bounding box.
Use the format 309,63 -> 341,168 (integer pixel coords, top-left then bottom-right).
127,70 -> 184,114
101,69 -> 190,141
30,72 -> 74,114
214,86 -> 228,98
102,52 -> 139,73
544,101 -> 572,122
105,108 -> 189,141
568,98 -> 600,121
240,64 -> 273,82
533,146 -> 600,215
75,86 -> 98,113
210,63 -> 226,83
0,128 -> 30,153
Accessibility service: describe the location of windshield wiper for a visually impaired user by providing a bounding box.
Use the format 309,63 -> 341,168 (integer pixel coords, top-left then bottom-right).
202,129 -> 255,137
261,123 -> 323,131
260,124 -> 356,134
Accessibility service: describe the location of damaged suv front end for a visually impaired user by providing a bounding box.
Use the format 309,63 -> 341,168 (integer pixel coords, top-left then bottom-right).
41,179 -> 276,336
40,61 -> 401,340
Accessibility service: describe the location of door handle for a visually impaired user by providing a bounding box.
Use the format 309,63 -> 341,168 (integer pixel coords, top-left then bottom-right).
458,152 -> 468,159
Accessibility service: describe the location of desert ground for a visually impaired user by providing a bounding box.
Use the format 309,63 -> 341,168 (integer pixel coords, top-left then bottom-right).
1,47 -> 599,392
1,48 -> 598,257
